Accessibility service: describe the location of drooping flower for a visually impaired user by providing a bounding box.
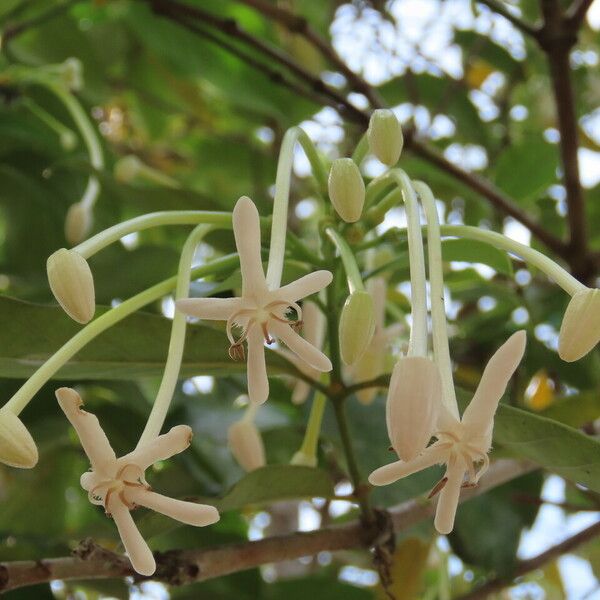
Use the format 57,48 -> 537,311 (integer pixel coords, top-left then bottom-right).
369,331 -> 526,534
0,408 -> 38,469
177,196 -> 333,404
558,288 -> 600,362
56,387 -> 219,575
227,397 -> 265,472
348,277 -> 403,404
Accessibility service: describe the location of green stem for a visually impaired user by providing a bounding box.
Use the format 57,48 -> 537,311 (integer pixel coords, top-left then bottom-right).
74,211 -> 231,258
324,227 -> 365,293
440,225 -> 585,296
365,187 -> 402,224
22,96 -> 76,148
266,127 -> 327,290
4,254 -> 239,415
414,181 -> 459,420
137,224 -> 214,445
292,391 -> 327,465
351,133 -> 369,165
372,169 -> 428,357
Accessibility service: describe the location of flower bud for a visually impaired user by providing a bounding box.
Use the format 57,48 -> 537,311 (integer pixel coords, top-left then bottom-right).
60,130 -> 77,151
339,290 -> 376,365
328,158 -> 365,223
114,155 -> 143,183
227,419 -> 265,472
0,409 -> 38,469
47,248 -> 95,324
558,288 -> 600,362
386,356 -> 441,462
65,202 -> 93,245
367,109 -> 403,166
59,57 -> 83,91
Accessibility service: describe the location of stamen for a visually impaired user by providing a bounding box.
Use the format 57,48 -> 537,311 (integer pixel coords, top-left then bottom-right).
226,310 -> 254,346
261,322 -> 274,344
229,343 -> 245,361
428,477 -> 448,498
290,320 -> 303,333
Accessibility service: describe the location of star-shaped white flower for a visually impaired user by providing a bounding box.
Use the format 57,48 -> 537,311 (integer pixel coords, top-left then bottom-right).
56,387 -> 219,576
177,196 -> 333,404
369,331 -> 526,534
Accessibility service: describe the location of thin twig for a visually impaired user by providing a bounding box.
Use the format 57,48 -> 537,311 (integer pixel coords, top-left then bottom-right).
476,0 -> 541,38
565,0 -> 596,28
0,460 -> 534,592
456,519 -> 600,600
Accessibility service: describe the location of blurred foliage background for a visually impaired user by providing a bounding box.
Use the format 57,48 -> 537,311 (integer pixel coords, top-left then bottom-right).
0,0 -> 600,598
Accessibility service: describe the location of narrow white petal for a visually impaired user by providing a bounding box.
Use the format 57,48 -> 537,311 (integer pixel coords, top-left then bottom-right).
434,460 -> 464,535
292,380 -> 312,405
109,500 -> 155,576
558,288 -> 600,362
367,277 -> 387,330
462,331 -> 526,434
128,488 -> 220,527
368,444 -> 447,486
55,387 -> 116,474
228,420 -> 266,471
386,357 -> 442,461
270,321 -> 332,372
233,196 -> 268,298
302,301 -> 325,348
120,425 -> 192,471
247,328 -> 269,404
176,297 -> 241,320
273,270 -> 333,303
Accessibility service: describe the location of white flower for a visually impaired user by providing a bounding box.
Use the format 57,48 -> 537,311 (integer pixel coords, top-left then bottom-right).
369,331 -> 526,534
558,288 -> 600,362
228,420 -> 265,472
0,409 -> 38,469
177,196 -> 333,404
56,387 -> 219,576
349,277 -> 402,404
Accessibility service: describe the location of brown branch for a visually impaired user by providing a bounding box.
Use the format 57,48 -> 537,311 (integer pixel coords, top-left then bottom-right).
0,459 -> 534,593
476,0 -> 541,39
565,0 -> 596,29
147,0 -> 566,257
234,0 -> 385,108
539,0 -> 588,273
457,519 -> 600,600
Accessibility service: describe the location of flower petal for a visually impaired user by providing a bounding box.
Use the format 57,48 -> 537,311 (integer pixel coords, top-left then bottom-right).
368,444 -> 447,486
233,196 -> 268,298
176,297 -> 241,320
228,419 -> 266,471
128,487 -> 220,527
109,499 -> 156,576
434,459 -> 464,535
270,320 -> 332,372
273,270 -> 333,303
120,425 -> 192,471
247,327 -> 269,404
56,387 -> 116,475
558,288 -> 600,362
386,357 -> 442,461
461,331 -> 526,435
302,301 -> 325,348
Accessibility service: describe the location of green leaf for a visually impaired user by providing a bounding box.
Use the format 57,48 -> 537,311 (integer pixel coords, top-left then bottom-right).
217,465 -> 335,512
442,238 -> 513,275
0,295 -> 292,380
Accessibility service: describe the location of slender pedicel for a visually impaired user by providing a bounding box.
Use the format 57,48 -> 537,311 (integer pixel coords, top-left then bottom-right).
415,181 -> 459,419
137,224 -> 215,446
291,391 -> 327,468
21,96 -> 77,150
114,155 -> 180,188
266,127 -> 327,290
2,254 -> 239,420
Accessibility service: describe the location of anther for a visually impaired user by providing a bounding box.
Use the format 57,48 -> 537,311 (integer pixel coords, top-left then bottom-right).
229,343 -> 245,361
428,477 -> 448,498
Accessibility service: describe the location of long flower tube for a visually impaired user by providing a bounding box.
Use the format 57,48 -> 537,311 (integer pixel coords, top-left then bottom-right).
1,253 -> 239,426
137,224 -> 215,446
228,399 -> 266,472
266,127 -> 328,290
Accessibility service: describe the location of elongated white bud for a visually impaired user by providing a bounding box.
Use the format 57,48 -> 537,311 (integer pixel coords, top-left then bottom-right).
114,155 -> 143,183
47,248 -> 95,324
65,202 -> 93,245
328,158 -> 365,223
339,291 -> 376,365
558,288 -> 600,362
227,419 -> 265,472
367,109 -> 403,166
0,409 -> 38,468
386,356 -> 441,462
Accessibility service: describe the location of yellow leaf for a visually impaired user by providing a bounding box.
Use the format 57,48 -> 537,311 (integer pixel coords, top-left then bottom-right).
465,59 -> 495,89
375,537 -> 431,600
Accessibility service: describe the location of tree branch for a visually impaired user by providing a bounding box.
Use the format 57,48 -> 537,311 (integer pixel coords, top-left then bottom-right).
565,0 -> 596,29
539,0 -> 588,272
457,519 -> 600,600
0,460 -> 535,593
476,0 -> 541,39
